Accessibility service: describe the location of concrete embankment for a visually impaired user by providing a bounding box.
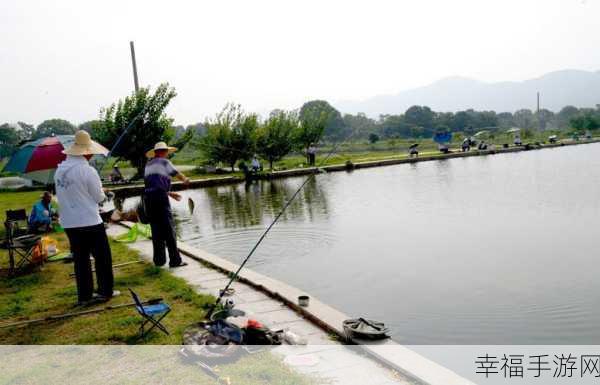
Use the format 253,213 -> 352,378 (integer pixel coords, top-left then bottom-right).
111,138 -> 600,198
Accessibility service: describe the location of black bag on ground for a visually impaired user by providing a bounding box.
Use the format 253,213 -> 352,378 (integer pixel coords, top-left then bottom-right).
343,318 -> 390,340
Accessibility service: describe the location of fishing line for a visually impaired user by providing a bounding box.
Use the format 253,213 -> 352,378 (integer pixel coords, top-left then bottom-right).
207,131 -> 356,317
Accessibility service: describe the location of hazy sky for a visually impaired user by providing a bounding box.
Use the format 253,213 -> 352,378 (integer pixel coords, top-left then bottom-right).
2,0 -> 599,126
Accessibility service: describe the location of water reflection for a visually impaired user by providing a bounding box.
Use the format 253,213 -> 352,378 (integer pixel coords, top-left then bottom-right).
199,177 -> 330,230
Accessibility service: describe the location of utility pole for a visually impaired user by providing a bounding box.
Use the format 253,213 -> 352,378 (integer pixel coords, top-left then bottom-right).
537,91 -> 542,131
130,41 -> 140,92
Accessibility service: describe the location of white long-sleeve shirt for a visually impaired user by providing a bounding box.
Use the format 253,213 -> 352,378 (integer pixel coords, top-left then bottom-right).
55,155 -> 106,229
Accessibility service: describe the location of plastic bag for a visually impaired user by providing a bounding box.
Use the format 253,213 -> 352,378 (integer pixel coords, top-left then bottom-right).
41,236 -> 58,257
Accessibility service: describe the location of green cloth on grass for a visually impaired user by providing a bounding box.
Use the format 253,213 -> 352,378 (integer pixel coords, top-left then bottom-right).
52,223 -> 65,233
114,223 -> 152,243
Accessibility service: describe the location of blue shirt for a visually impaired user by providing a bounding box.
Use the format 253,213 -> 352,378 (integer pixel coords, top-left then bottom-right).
29,201 -> 54,226
144,158 -> 178,193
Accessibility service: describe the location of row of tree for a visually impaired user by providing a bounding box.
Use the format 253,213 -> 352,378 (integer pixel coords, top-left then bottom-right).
342,105 -> 600,140
3,83 -> 599,175
199,101 -> 332,171
87,86 -> 335,175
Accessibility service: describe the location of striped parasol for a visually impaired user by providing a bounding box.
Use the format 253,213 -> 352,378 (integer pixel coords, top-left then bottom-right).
3,135 -> 75,185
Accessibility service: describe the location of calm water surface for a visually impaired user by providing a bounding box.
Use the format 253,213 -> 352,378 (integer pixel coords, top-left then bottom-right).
131,143 -> 600,344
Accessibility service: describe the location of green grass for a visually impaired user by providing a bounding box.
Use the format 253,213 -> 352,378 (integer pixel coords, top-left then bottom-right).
0,188 -> 215,344
0,190 -> 45,222
0,347 -> 317,385
0,234 -> 215,344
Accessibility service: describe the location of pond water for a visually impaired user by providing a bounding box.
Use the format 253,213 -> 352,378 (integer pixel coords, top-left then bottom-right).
128,143 -> 600,344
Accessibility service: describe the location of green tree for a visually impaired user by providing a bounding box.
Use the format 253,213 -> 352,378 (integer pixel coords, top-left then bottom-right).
536,109 -> 554,130
513,109 -> 535,130
93,83 -> 177,178
201,103 -> 258,171
0,123 -> 20,158
570,113 -> 600,132
34,118 -> 76,139
296,101 -> 329,162
404,105 -> 434,129
497,112 -> 515,128
299,100 -> 347,140
256,110 -> 298,169
368,133 -> 379,144
78,120 -> 103,135
16,122 -> 35,141
343,113 -> 378,138
170,126 -> 195,152
186,122 -> 207,137
557,106 -> 580,129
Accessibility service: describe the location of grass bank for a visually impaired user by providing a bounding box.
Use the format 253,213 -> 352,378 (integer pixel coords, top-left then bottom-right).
0,233 -> 214,344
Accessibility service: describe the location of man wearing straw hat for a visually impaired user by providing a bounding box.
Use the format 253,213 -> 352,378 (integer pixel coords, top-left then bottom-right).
144,142 -> 190,268
55,130 -> 118,304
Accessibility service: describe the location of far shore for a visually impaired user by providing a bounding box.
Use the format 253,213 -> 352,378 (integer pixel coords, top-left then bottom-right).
108,136 -> 600,198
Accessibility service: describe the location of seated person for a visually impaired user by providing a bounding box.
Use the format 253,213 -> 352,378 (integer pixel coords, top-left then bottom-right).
28,191 -> 58,233
409,147 -> 419,157
461,139 -> 470,152
478,141 -> 488,150
110,165 -> 124,182
438,143 -> 450,154
514,135 -> 522,146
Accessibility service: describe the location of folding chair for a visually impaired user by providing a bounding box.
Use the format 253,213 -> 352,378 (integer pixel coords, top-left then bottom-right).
2,209 -> 41,275
129,288 -> 171,339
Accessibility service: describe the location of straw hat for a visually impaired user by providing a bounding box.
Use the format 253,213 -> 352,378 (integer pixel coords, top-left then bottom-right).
146,142 -> 177,158
63,130 -> 109,156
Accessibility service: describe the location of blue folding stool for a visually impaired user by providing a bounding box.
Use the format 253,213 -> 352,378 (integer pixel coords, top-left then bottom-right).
129,288 -> 171,339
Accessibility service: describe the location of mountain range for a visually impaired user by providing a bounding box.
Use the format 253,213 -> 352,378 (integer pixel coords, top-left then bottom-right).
335,69 -> 600,116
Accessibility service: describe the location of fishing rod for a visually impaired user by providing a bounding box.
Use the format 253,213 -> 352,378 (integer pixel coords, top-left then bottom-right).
206,132 -> 355,318
95,106 -> 150,175
0,297 -> 162,330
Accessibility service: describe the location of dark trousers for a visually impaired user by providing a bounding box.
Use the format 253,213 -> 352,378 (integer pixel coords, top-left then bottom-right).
308,153 -> 315,166
145,192 -> 181,267
65,223 -> 114,302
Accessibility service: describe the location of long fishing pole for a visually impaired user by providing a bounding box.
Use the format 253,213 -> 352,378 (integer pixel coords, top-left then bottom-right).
207,133 -> 355,318
95,106 -> 150,175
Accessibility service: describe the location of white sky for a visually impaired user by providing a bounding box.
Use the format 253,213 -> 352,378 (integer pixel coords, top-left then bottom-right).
1,0 -> 599,126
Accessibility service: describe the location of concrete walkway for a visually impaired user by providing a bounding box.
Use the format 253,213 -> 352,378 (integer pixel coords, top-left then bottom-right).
106,224 -> 415,385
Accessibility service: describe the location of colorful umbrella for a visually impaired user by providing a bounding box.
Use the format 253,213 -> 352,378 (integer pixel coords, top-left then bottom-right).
3,135 -> 74,185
